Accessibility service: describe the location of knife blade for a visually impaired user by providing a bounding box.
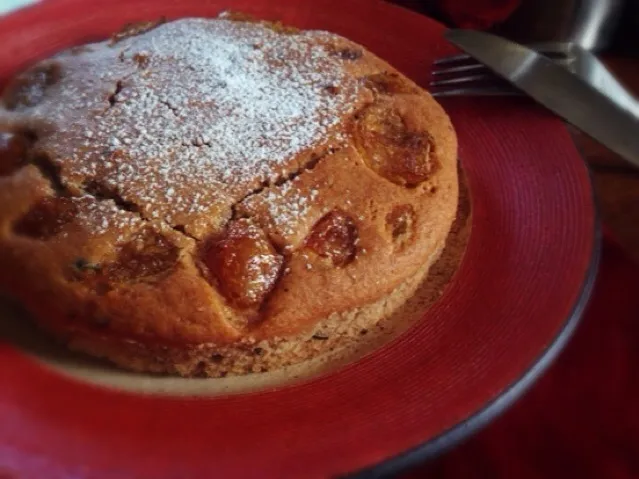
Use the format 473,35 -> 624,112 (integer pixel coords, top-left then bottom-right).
445,29 -> 639,169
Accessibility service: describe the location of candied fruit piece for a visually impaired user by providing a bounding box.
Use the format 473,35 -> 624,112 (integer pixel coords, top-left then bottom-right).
332,47 -> 363,60
386,204 -> 415,242
306,210 -> 358,266
217,11 -> 258,22
266,22 -> 300,35
0,132 -> 30,176
105,229 -> 179,282
355,102 -> 437,186
362,72 -> 417,95
110,18 -> 166,44
14,197 -> 77,239
324,85 -> 340,95
2,63 -> 61,110
205,220 -> 283,309
132,52 -> 151,69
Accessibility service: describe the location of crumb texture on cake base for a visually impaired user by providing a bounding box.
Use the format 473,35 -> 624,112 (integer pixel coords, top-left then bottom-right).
58,248 -> 439,377
0,14 -> 458,376
0,175 -> 469,392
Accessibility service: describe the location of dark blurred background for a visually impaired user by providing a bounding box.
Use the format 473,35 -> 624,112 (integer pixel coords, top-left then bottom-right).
391,0 -> 639,55
613,1 -> 639,54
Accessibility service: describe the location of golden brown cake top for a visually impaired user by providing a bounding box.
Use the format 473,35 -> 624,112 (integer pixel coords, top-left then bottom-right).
2,18 -> 363,238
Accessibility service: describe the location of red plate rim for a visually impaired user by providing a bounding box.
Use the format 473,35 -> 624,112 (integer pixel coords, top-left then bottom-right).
0,1 -> 599,478
354,233 -> 600,477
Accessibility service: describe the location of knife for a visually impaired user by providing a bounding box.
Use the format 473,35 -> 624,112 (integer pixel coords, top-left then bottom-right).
445,30 -> 639,169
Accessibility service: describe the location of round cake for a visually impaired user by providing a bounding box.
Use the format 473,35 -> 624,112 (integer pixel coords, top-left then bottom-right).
0,13 -> 458,377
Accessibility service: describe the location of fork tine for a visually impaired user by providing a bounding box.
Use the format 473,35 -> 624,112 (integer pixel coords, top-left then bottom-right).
431,63 -> 488,76
430,74 -> 494,87
431,86 -> 521,97
432,53 -> 473,65
434,54 -> 572,73
429,70 -> 520,96
435,43 -> 572,68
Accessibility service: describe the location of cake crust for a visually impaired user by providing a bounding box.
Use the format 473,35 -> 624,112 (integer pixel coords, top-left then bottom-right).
0,14 -> 458,377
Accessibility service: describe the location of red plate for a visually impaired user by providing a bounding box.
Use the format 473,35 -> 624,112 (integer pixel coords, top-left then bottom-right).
0,1 -> 598,477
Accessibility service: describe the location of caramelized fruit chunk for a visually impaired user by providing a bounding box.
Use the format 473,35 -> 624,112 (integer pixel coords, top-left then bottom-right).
0,132 -> 30,176
217,11 -> 258,22
69,45 -> 93,56
205,220 -> 283,309
2,63 -> 61,110
104,229 -> 179,283
355,102 -> 437,186
264,21 -> 300,35
362,72 -> 417,95
386,204 -> 416,243
332,47 -> 363,61
110,18 -> 166,44
14,197 -> 77,239
132,52 -> 151,69
306,210 -> 358,266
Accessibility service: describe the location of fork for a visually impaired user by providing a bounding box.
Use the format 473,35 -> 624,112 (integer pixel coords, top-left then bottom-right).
431,41 -> 639,118
431,42 -> 573,97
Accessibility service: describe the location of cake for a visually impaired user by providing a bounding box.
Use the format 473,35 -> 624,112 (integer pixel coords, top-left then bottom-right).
0,13 -> 458,377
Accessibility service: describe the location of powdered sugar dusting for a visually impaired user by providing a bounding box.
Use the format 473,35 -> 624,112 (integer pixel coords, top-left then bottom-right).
70,195 -> 143,237
30,18 -> 361,236
262,181 -> 320,237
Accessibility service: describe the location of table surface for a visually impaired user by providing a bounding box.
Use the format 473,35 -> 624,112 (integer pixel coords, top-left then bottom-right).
570,58 -> 639,262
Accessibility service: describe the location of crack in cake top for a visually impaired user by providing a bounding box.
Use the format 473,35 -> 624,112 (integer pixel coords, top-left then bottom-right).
9,18 -> 362,237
